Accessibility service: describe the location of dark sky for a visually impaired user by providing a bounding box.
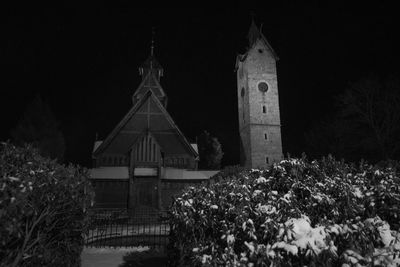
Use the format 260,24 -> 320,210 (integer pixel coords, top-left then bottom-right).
1,5 -> 399,167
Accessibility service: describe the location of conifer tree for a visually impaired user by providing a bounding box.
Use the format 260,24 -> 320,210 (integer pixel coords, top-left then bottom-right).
197,130 -> 224,169
10,95 -> 65,162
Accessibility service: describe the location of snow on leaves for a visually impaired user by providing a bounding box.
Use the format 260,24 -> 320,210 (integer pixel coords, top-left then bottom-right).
169,157 -> 400,266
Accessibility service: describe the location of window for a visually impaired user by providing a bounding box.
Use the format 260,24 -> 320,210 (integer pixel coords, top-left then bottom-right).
266,157 -> 269,164
258,81 -> 269,93
241,87 -> 245,97
264,133 -> 268,140
262,105 -> 266,113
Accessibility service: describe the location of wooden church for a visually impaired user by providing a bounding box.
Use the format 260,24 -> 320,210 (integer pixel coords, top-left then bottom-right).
90,42 -> 218,210
90,19 -> 283,210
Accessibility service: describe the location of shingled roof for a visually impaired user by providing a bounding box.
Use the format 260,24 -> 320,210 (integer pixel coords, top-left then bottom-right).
93,90 -> 198,158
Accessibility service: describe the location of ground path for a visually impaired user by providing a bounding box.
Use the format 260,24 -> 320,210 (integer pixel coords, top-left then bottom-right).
81,246 -> 167,267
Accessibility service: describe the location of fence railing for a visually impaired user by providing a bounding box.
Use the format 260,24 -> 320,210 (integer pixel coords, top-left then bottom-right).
85,208 -> 169,248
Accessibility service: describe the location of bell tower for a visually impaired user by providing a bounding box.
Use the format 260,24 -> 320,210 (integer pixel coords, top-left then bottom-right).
236,19 -> 283,168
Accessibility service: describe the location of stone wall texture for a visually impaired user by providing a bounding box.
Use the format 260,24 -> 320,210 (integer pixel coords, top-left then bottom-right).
237,39 -> 283,169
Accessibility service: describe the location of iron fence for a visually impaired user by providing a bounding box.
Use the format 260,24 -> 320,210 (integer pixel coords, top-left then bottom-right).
85,208 -> 169,248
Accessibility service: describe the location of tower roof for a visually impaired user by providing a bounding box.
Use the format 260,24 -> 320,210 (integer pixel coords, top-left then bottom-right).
139,54 -> 163,72
135,29 -> 166,106
132,68 -> 167,106
246,18 -> 279,60
248,18 -> 261,48
139,28 -> 164,74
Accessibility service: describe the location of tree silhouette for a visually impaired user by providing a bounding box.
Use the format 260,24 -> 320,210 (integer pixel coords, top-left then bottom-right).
10,95 -> 65,162
305,75 -> 400,162
197,130 -> 224,170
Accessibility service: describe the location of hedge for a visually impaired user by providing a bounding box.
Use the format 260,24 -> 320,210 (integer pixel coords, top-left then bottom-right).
0,142 -> 94,267
168,156 -> 400,266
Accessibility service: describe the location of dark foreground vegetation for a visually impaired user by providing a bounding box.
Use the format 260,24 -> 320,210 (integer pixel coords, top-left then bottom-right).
169,157 -> 400,266
0,143 -> 93,267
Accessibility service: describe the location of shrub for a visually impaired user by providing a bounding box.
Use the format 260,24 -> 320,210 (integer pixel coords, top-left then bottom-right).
168,156 -> 400,266
0,142 -> 94,267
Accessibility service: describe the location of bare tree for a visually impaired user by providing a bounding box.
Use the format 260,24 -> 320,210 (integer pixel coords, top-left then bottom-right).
338,76 -> 400,159
305,75 -> 400,162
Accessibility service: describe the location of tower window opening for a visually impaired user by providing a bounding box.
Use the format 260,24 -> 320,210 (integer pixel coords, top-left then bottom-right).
262,105 -> 266,113
264,133 -> 268,140
266,157 -> 269,164
258,82 -> 269,93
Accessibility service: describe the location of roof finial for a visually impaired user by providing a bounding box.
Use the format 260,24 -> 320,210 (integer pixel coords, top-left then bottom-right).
250,11 -> 256,23
150,27 -> 155,56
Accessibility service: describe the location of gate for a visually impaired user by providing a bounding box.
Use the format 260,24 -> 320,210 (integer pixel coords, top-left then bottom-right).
85,208 -> 169,248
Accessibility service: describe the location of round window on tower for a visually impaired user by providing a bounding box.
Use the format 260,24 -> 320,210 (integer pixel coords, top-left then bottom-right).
258,81 -> 269,93
241,87 -> 245,97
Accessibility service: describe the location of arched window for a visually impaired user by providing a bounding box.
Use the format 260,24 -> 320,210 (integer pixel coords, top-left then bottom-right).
262,105 -> 266,113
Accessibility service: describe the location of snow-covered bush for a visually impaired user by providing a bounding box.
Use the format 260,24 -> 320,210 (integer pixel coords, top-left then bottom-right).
168,156 -> 400,266
0,142 -> 94,267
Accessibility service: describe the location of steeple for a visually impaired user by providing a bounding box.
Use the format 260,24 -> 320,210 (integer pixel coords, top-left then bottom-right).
150,27 -> 155,56
138,28 -> 164,82
247,16 -> 261,48
245,16 -> 279,60
236,18 -> 283,168
133,28 -> 167,107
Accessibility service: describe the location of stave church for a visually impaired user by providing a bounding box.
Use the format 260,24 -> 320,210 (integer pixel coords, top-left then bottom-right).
90,39 -> 218,211
89,19 -> 283,211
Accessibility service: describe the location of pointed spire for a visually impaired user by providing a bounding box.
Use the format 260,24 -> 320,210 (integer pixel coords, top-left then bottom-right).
150,27 -> 155,56
248,14 -> 261,47
139,27 -> 163,80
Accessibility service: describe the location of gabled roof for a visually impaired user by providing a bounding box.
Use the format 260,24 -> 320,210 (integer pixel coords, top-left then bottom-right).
93,90 -> 198,158
93,141 -> 103,153
139,54 -> 163,71
132,70 -> 166,100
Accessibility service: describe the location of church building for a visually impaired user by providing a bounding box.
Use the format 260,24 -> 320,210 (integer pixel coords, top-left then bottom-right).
90,41 -> 218,211
236,19 -> 283,168
89,19 -> 282,210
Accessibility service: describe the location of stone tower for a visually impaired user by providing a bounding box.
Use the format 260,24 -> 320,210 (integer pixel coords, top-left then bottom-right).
236,19 -> 283,168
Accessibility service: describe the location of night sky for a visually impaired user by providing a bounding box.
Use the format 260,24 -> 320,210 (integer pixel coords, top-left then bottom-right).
2,5 -> 400,167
